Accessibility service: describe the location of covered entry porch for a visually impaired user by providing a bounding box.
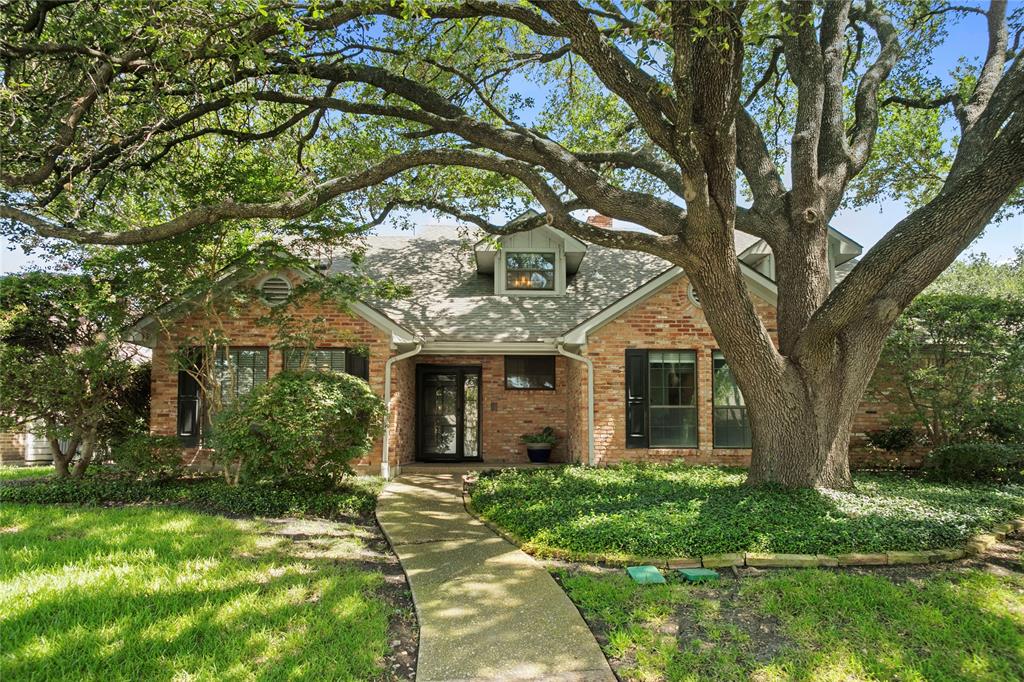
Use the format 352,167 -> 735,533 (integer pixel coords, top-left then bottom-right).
383,350 -> 582,478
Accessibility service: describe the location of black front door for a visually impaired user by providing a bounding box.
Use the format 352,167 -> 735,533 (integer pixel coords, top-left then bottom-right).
416,365 -> 482,462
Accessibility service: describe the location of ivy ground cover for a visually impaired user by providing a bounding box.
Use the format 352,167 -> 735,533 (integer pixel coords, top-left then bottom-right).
469,464 -> 1024,558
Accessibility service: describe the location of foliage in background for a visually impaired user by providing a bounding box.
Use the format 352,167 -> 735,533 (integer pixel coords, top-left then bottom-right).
109,434 -> 186,481
0,272 -> 148,477
923,442 -> 1024,484
211,370 -> 386,486
875,254 -> 1024,447
864,426 -> 917,454
469,464 -> 1024,558
925,248 -> 1024,298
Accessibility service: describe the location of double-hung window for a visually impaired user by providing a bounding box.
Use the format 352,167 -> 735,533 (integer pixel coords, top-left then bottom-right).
625,349 -> 698,448
505,252 -> 556,290
176,347 -> 267,445
282,347 -> 369,380
712,351 -> 752,447
215,348 -> 269,403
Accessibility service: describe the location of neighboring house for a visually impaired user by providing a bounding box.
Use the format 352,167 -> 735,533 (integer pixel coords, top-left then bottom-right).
127,216 -> 902,477
0,425 -> 55,466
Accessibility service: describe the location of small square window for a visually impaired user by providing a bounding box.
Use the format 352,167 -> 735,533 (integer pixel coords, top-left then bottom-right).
505,356 -> 556,390
505,252 -> 555,290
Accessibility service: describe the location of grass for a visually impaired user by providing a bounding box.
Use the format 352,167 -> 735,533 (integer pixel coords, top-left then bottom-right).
0,465 -> 54,482
0,472 -> 383,519
469,464 -> 1024,557
559,566 -> 1024,681
0,504 -> 395,681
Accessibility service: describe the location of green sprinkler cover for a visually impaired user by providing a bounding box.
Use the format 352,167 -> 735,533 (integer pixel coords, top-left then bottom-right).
626,565 -> 666,584
678,568 -> 720,582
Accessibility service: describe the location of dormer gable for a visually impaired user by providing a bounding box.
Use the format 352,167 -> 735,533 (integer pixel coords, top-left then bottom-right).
474,224 -> 587,296
738,226 -> 863,288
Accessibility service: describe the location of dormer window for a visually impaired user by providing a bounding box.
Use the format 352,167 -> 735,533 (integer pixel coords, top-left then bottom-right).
506,252 -> 556,290
474,224 -> 588,296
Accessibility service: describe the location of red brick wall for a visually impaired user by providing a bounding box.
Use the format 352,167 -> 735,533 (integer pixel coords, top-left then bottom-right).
149,272 -> 392,473
402,355 -> 572,465
389,355 -> 417,467
0,429 -> 25,465
564,357 -> 588,464
584,275 -> 773,466
150,270 -> 915,476
850,361 -> 928,468
581,274 -> 914,469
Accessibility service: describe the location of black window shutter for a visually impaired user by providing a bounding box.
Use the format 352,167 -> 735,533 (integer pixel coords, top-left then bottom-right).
346,351 -> 369,380
625,349 -> 648,448
176,366 -> 201,446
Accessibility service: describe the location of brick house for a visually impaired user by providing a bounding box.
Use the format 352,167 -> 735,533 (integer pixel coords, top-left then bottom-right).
128,217 -> 901,477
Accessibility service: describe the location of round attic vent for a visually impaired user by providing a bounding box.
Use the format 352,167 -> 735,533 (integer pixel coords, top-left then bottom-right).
687,283 -> 702,308
260,275 -> 292,305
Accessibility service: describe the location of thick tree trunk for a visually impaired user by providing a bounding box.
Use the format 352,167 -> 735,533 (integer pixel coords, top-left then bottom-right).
743,370 -> 859,489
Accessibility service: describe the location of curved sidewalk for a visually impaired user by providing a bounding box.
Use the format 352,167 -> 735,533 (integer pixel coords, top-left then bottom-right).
376,473 -> 615,682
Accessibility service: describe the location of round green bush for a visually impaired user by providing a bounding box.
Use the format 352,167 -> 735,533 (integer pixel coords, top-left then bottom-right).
923,442 -> 1024,483
109,433 -> 184,480
210,370 -> 386,485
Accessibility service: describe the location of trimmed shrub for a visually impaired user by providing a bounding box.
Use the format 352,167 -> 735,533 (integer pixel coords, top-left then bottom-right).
210,370 -> 386,486
109,433 -> 184,480
923,442 -> 1024,483
866,426 -> 916,452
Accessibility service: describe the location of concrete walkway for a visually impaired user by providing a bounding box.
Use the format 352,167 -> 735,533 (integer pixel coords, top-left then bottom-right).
376,473 -> 615,682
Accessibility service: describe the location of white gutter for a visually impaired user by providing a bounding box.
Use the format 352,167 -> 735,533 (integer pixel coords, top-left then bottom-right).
419,340 -> 558,355
381,341 -> 423,479
556,341 -> 595,466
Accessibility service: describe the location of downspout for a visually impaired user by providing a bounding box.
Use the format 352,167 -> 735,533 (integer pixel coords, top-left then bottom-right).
381,340 -> 423,480
556,341 -> 595,466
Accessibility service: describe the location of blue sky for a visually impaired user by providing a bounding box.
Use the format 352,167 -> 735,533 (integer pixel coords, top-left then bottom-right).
2,5 -> 1021,274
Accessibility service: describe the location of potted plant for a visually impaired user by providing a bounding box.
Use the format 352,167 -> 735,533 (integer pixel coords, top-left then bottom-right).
521,427 -> 557,463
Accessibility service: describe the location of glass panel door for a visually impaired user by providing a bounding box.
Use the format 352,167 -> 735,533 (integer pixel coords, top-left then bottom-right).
417,366 -> 482,461
463,372 -> 480,458
421,372 -> 459,457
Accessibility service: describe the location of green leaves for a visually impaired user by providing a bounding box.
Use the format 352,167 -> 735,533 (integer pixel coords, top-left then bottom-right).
878,261 -> 1024,447
469,463 -> 1024,557
210,369 -> 386,486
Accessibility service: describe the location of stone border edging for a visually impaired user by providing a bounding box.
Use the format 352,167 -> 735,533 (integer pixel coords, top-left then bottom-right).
461,476 -> 1024,570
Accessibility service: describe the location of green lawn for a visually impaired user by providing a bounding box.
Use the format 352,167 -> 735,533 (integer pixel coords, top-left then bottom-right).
0,465 -> 53,481
560,565 -> 1024,681
469,464 -> 1024,558
0,504 -> 395,681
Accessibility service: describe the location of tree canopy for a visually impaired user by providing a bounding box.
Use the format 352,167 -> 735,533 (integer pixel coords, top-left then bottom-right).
2,0 -> 1021,487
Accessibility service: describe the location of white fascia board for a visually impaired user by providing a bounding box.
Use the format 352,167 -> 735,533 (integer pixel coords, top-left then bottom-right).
419,340 -> 559,355
347,301 -> 418,345
563,262 -> 778,344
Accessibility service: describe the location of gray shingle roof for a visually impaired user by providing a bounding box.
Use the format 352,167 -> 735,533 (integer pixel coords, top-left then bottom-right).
330,225 -> 760,343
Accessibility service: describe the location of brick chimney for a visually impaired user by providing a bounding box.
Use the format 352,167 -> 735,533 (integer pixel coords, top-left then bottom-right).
586,212 -> 613,229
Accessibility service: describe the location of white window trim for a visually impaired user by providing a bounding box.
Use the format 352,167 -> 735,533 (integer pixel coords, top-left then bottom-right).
495,245 -> 566,296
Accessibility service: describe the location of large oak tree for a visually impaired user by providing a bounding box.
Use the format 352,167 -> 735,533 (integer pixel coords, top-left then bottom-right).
2,1 -> 1022,487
